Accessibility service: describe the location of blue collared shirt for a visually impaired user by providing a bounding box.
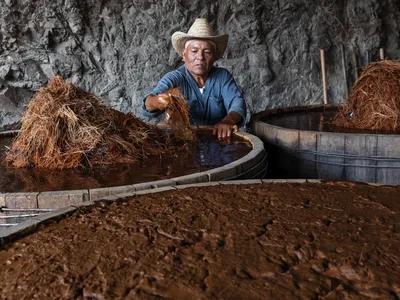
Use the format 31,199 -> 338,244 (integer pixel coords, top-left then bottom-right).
142,65 -> 246,126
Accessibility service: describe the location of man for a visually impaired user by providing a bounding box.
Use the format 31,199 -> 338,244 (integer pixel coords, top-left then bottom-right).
142,18 -> 246,139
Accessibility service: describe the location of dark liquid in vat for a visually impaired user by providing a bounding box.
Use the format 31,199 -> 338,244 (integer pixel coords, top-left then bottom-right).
262,110 -> 400,134
0,130 -> 251,192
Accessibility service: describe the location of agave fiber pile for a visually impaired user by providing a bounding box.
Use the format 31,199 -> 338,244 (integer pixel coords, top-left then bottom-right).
5,77 -> 193,169
333,60 -> 400,131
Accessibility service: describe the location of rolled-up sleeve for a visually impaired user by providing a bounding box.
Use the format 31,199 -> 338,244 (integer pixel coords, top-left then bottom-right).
221,70 -> 247,127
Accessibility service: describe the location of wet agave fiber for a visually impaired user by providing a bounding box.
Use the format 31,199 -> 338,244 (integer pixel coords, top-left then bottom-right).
5,77 -> 193,169
333,60 -> 400,131
164,88 -> 195,141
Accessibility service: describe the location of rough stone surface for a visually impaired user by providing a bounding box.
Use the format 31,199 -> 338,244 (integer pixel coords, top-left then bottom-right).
0,1 -> 398,129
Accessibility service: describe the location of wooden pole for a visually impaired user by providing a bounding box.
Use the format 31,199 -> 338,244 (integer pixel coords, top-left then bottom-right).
365,50 -> 370,65
351,52 -> 358,80
341,45 -> 348,99
320,49 -> 328,105
379,48 -> 385,60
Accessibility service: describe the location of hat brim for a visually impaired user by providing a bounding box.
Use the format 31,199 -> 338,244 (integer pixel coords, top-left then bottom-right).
171,32 -> 229,59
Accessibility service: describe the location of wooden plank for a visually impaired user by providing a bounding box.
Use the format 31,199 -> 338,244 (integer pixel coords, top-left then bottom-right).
316,132 -> 345,180
376,135 -> 400,185
261,124 -> 277,145
343,134 -> 377,183
274,127 -> 299,149
297,130 -> 317,179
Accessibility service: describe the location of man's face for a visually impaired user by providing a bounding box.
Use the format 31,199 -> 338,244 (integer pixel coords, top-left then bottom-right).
183,40 -> 216,77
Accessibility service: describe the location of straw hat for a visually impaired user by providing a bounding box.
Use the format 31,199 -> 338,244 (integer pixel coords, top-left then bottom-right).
171,18 -> 229,59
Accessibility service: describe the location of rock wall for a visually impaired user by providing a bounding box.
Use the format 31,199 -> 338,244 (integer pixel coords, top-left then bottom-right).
1,0 -> 399,129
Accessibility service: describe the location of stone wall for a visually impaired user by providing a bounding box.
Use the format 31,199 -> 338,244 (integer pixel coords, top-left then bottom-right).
1,0 -> 399,129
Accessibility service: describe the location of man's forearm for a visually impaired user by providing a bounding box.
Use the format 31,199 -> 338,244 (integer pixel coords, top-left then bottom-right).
223,112 -> 242,125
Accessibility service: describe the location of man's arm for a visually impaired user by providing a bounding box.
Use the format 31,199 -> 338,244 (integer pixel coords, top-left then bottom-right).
213,69 -> 246,139
141,70 -> 183,119
213,111 -> 242,139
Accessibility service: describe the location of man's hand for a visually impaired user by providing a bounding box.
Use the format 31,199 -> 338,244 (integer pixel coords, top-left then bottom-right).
213,112 -> 242,139
145,93 -> 171,111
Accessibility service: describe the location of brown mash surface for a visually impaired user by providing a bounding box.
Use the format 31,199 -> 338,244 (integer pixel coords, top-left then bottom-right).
0,181 -> 399,299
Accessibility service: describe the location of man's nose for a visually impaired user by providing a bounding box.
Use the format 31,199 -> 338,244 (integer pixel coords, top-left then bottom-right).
196,51 -> 205,59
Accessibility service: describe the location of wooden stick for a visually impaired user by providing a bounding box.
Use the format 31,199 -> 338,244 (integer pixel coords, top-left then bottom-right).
341,45 -> 348,99
379,48 -> 385,60
351,52 -> 358,80
365,50 -> 370,65
320,49 -> 328,105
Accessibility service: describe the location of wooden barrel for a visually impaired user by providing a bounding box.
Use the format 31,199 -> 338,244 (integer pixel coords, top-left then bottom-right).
251,105 -> 400,185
